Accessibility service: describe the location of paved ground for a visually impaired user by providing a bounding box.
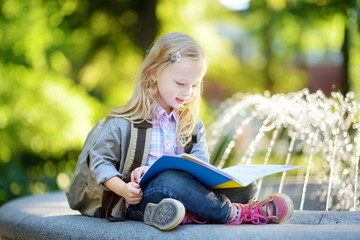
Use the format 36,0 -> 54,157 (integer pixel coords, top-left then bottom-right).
0,192 -> 359,240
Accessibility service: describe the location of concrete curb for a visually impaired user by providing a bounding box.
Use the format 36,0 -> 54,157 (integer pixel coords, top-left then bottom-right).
0,192 -> 359,240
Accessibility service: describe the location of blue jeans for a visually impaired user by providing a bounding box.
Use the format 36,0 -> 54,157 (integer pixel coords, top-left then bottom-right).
127,170 -> 257,223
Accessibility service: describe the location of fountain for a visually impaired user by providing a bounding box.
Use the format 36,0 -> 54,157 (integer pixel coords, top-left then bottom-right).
207,89 -> 360,211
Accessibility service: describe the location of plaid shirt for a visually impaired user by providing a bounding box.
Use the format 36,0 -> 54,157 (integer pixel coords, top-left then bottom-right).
146,104 -> 179,166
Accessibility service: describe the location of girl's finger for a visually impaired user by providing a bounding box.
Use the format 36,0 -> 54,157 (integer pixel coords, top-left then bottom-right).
131,170 -> 137,183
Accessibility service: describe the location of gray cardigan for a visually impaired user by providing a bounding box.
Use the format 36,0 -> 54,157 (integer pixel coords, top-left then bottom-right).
90,117 -> 210,190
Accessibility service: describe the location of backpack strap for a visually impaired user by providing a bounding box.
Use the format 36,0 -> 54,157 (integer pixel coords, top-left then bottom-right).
184,123 -> 199,154
123,121 -> 152,180
100,120 -> 152,221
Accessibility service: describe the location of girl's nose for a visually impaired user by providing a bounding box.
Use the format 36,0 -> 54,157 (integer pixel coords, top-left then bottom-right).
182,87 -> 191,98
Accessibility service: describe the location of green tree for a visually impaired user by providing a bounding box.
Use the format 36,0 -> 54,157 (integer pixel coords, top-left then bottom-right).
0,0 -> 159,204
237,0 -> 359,94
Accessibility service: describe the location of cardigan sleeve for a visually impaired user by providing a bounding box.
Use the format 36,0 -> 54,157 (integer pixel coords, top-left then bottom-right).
90,118 -> 124,189
189,120 -> 210,163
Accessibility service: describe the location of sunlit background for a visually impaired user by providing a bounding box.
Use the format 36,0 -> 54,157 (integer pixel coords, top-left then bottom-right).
0,0 -> 359,206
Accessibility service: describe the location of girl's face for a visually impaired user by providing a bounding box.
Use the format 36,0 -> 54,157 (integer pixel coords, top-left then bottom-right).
153,60 -> 205,115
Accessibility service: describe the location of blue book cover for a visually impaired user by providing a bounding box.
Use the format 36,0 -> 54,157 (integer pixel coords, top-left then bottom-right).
139,154 -> 301,189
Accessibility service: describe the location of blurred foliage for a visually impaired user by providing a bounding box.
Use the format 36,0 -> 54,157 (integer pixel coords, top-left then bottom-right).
0,0 -> 359,205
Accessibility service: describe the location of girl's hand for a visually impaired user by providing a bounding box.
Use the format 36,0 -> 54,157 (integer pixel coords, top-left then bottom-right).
122,182 -> 143,205
130,166 -> 149,184
103,176 -> 143,205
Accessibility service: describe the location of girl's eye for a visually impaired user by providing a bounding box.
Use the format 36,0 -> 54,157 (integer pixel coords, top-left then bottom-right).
176,82 -> 185,86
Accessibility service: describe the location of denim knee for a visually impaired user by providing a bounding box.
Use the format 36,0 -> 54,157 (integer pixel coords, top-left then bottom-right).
141,170 -> 231,223
128,170 -> 193,221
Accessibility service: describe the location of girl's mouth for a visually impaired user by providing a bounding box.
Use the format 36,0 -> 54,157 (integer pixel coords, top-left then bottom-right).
176,98 -> 185,104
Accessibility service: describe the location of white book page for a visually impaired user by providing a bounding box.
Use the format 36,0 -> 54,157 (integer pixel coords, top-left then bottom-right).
222,164 -> 301,186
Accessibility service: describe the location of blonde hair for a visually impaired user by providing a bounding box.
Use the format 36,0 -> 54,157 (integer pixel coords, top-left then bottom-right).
108,32 -> 207,147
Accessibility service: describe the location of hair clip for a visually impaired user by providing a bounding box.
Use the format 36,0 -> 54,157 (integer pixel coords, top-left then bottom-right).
176,51 -> 181,63
169,53 -> 175,63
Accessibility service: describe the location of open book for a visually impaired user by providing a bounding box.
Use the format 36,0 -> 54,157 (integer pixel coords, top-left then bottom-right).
139,154 -> 301,189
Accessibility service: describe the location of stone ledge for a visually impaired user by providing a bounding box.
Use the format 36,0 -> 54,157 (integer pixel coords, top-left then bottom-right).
0,192 -> 360,240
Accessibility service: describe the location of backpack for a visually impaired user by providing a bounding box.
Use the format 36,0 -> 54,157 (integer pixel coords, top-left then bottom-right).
66,118 -> 197,221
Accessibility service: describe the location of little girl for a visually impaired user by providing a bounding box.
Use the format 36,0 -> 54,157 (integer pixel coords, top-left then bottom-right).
88,32 -> 294,231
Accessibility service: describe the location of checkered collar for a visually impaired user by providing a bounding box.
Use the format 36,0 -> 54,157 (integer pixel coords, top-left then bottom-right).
154,103 -> 180,122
